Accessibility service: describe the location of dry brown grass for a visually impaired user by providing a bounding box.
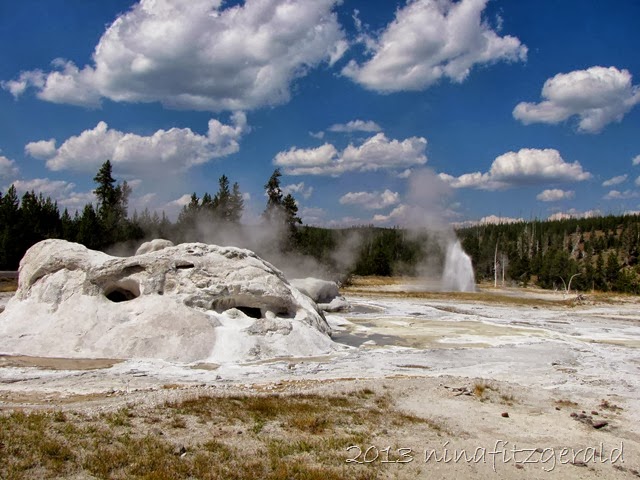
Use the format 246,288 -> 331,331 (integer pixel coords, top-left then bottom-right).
343,276 -> 624,308
471,381 -> 516,406
0,389 -> 439,479
0,280 -> 17,293
554,399 -> 579,409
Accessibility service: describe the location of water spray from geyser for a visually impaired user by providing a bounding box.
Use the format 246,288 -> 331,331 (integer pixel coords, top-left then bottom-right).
403,169 -> 477,293
441,239 -> 476,292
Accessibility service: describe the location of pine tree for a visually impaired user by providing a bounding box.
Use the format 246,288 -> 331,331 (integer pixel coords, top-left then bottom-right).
263,168 -> 283,223
93,160 -> 118,216
282,193 -> 301,229
92,160 -> 132,245
214,175 -> 231,221
605,251 -> 620,289
61,209 -> 75,241
0,186 -> 20,269
229,182 -> 244,223
77,204 -> 101,250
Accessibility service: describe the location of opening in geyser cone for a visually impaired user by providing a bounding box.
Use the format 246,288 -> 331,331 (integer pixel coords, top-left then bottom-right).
441,240 -> 476,292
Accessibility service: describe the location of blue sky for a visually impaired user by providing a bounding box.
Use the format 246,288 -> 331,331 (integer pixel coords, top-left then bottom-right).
1,0 -> 639,227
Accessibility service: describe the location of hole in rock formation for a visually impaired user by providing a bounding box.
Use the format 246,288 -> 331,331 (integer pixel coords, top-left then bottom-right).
106,288 -> 138,302
235,306 -> 262,319
104,279 -> 140,303
175,262 -> 195,270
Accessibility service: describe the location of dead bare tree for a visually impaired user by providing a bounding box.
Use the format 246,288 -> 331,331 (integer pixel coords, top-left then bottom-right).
558,273 -> 582,297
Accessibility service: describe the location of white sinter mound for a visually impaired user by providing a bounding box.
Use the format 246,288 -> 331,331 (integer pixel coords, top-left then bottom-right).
0,239 -> 334,363
290,278 -> 351,312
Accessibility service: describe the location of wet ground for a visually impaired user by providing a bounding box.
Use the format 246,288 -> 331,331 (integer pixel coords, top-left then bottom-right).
0,285 -> 638,426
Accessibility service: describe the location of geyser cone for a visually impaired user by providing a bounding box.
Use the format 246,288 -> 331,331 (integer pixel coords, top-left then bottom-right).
442,240 -> 476,292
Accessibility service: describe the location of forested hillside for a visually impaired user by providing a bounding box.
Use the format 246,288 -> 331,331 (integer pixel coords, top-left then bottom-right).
2,160 -> 640,293
457,216 -> 640,293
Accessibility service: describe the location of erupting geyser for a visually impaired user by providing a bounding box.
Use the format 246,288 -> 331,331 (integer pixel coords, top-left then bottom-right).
441,240 -> 476,292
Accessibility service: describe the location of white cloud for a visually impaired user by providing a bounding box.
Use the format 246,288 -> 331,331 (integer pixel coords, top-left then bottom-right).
130,193 -> 157,211
309,131 -> 325,140
27,113 -> 248,174
167,194 -> 192,208
10,178 -> 75,197
1,70 -> 45,98
0,155 -> 19,179
327,119 -> 382,133
300,206 -> 326,225
397,168 -> 412,179
24,139 -> 57,159
633,155 -> 640,166
127,179 -> 143,189
479,215 -> 523,225
274,133 -> 427,175
603,189 -> 639,200
536,189 -> 575,202
439,148 -> 591,190
453,215 -> 524,227
513,66 -> 640,133
282,182 -> 313,199
57,191 -> 96,212
7,177 -> 94,212
548,209 -> 601,221
342,0 -> 527,92
339,189 -> 400,209
4,0 -> 346,111
372,204 -> 409,225
602,174 -> 628,187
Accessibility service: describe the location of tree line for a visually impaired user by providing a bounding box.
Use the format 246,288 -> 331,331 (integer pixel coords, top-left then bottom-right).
0,161 -> 300,269
2,160 -> 640,294
457,216 -> 640,294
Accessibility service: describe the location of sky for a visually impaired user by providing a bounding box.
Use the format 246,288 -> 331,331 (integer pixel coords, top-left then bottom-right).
1,0 -> 639,227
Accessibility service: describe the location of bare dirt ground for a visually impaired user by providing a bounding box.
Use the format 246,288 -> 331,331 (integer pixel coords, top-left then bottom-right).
0,279 -> 639,479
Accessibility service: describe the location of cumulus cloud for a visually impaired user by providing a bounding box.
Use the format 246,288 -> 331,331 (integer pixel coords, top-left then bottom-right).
2,70 -> 45,98
342,0 -> 527,92
339,189 -> 400,209
6,177 -> 94,212
0,155 -> 19,179
167,194 -> 192,208
548,209 -> 601,221
372,204 -> 409,224
10,178 -> 74,197
453,215 -> 524,228
603,189 -> 639,200
397,168 -> 412,179
282,182 -> 313,199
633,155 -> 640,166
26,113 -> 248,174
3,0 -> 347,111
513,66 -> 640,133
274,133 -> 427,175
300,206 -> 326,225
25,139 -> 57,159
536,189 -> 575,202
439,148 -> 591,190
602,174 -> 627,187
327,119 -> 382,133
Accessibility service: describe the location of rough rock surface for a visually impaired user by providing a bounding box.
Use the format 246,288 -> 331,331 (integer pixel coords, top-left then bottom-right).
135,238 -> 174,255
0,240 -> 334,363
291,277 -> 351,312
